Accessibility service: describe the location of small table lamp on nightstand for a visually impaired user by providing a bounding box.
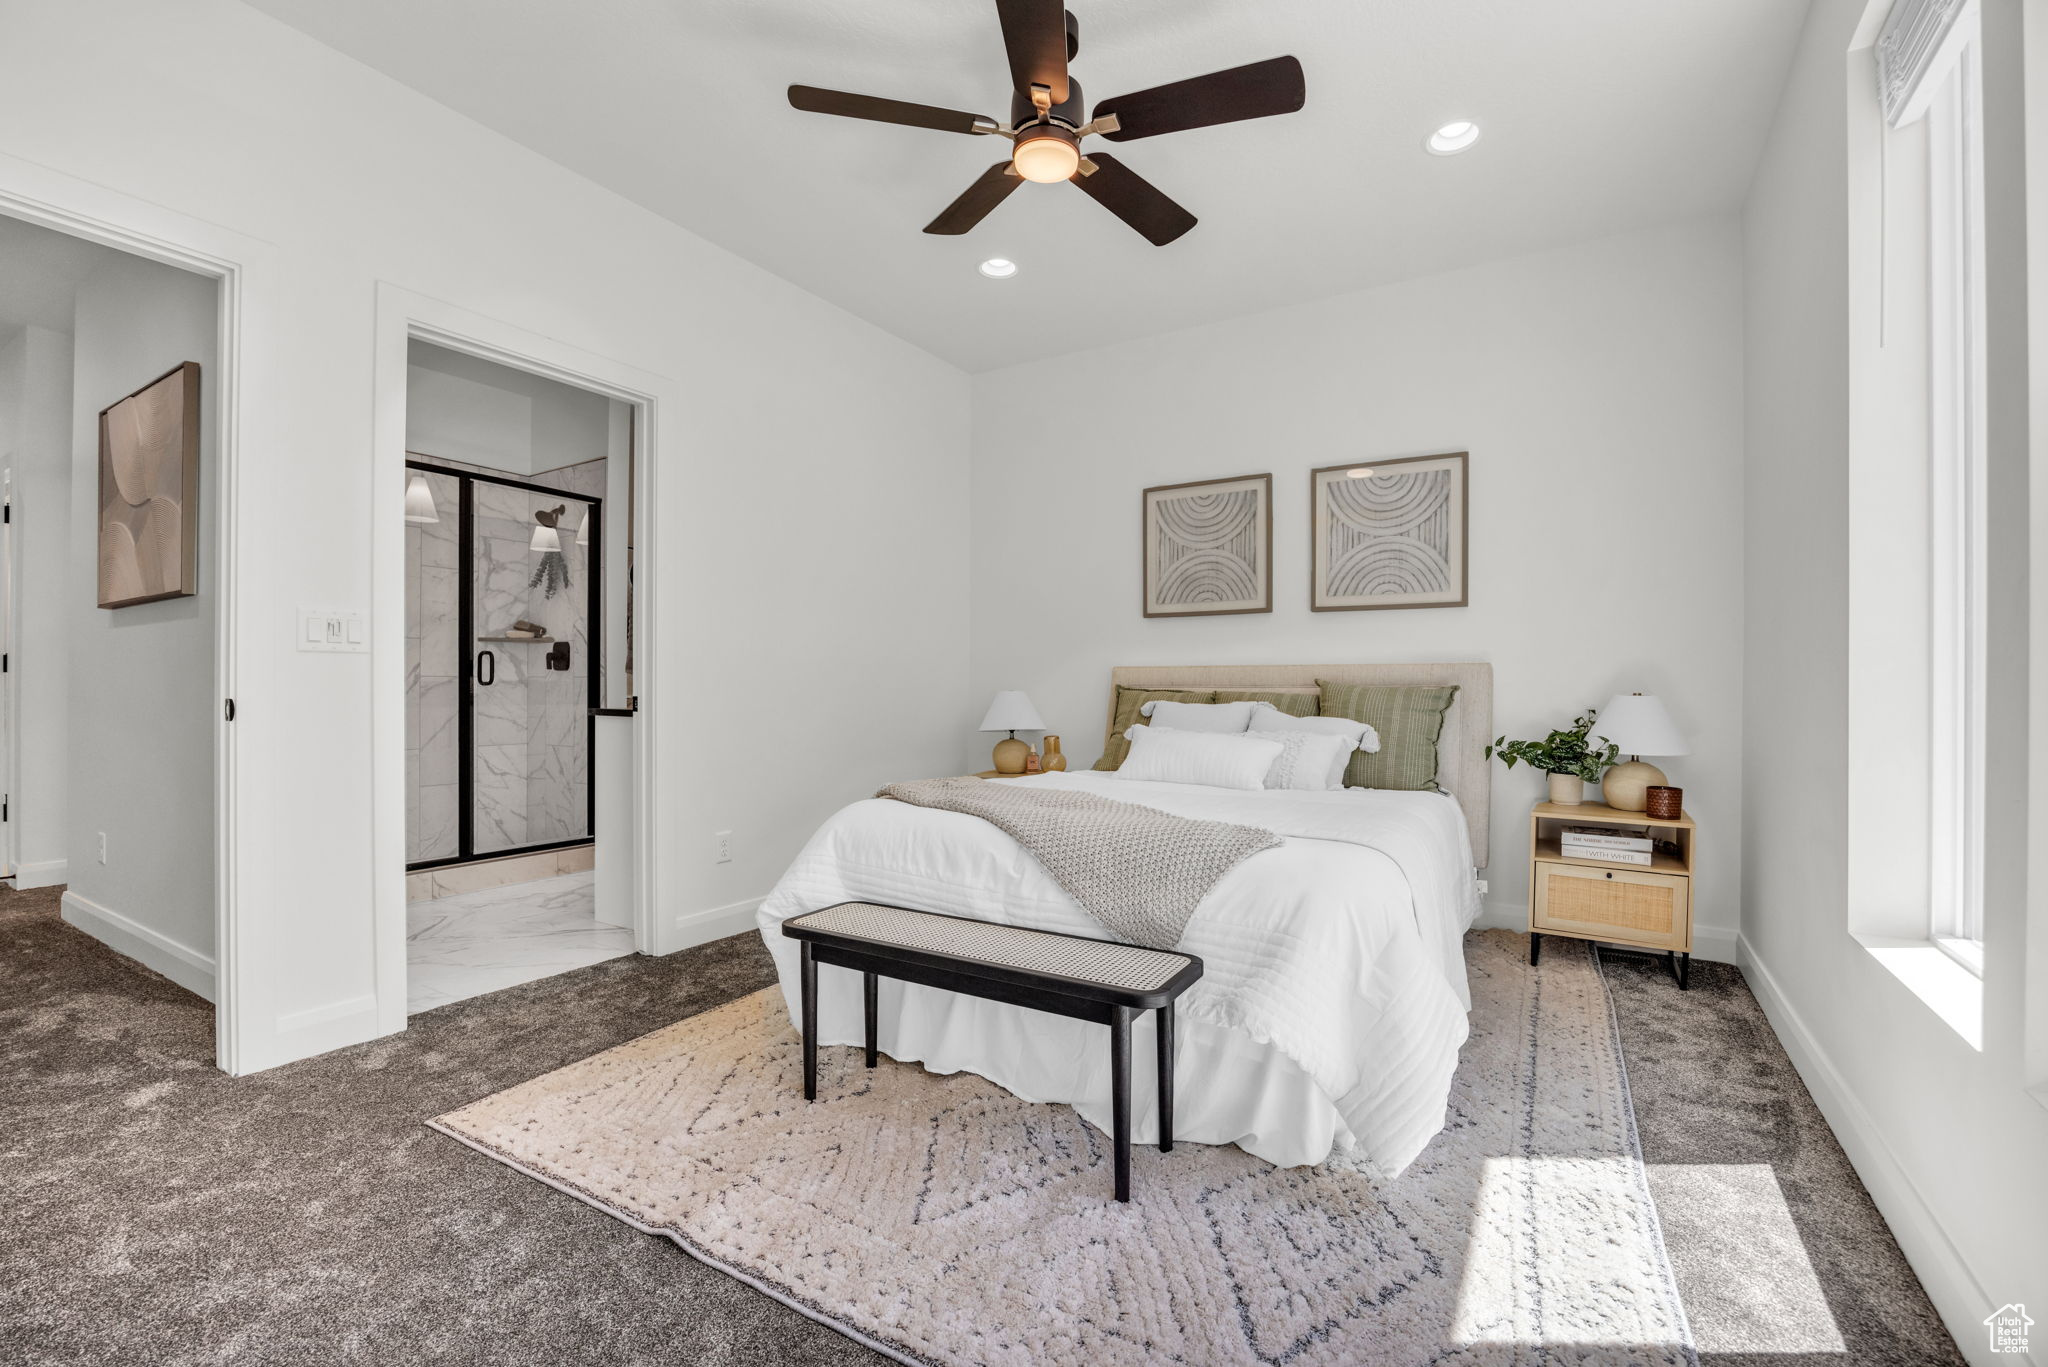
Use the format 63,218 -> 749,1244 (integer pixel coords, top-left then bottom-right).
979,690 -> 1046,775
1594,693 -> 1689,812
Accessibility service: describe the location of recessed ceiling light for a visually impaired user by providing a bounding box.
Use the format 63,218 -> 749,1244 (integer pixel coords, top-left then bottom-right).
1425,121 -> 1481,156
978,257 -> 1018,279
1345,467 -> 1375,479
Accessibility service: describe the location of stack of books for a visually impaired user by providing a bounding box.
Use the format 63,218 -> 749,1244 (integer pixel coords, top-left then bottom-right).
1560,826 -> 1655,866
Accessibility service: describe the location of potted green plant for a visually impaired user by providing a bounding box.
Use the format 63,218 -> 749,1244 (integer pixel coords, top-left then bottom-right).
1486,710 -> 1621,807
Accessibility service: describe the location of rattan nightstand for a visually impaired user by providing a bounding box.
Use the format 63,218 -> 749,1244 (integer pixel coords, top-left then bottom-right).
1527,800 -> 1694,987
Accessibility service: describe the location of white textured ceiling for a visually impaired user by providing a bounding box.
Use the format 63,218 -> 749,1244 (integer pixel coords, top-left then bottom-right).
243,0 -> 1806,372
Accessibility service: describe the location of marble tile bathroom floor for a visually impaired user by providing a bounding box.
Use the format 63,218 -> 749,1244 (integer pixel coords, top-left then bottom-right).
406,870 -> 633,1014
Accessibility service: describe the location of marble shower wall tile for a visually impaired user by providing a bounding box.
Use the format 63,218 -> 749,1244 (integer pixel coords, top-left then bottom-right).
474,677 -> 527,749
419,783 -> 458,862
474,742 -> 528,852
418,678 -> 459,789
421,566 -> 459,675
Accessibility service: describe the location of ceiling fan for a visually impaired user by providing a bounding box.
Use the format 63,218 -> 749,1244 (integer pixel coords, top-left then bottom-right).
787,1 -> 1305,246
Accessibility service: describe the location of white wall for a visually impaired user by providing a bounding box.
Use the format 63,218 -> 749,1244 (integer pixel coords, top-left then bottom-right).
0,322 -> 71,887
0,0 -> 971,1069
969,217 -> 1747,955
404,340 -> 612,477
60,251 -> 219,1000
1742,0 -> 2046,1357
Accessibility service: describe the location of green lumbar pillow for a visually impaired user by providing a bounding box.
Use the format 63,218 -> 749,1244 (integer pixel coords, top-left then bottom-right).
1093,687 -> 1217,770
1213,688 -> 1319,718
1317,681 -> 1460,791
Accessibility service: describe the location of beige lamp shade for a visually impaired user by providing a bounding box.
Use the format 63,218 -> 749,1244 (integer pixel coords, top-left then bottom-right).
1593,694 -> 1689,757
979,691 -> 1046,734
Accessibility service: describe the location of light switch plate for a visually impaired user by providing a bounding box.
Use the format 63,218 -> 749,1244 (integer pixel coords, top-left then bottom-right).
298,608 -> 368,653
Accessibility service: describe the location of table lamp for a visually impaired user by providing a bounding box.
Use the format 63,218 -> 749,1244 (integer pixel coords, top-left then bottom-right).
1594,693 -> 1689,812
979,690 -> 1046,775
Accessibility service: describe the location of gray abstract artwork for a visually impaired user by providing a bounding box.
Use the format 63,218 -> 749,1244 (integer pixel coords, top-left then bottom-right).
1143,474 -> 1271,616
1312,454 -> 1467,610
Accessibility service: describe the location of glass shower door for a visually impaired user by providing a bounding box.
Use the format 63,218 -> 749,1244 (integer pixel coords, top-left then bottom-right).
468,475 -> 596,857
407,467 -> 462,865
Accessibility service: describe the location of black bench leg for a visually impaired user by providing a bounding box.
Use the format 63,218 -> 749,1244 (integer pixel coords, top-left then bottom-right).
800,941 -> 818,1102
1156,1001 -> 1175,1154
863,970 -> 878,1068
1110,1005 -> 1133,1202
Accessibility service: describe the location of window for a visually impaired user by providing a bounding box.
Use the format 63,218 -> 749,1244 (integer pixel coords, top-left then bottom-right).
1884,0 -> 1987,969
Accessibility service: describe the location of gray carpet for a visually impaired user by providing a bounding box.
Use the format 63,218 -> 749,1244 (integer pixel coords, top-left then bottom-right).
1,884 -> 1961,1366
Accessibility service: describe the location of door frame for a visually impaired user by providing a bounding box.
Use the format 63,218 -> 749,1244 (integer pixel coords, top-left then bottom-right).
371,285 -> 668,1035
0,155 -> 259,1071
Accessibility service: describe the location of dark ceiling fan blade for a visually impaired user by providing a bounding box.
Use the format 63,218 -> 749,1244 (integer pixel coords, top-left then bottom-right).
788,85 -> 993,135
1069,154 -> 1196,246
995,0 -> 1070,105
1093,56 -> 1305,141
923,162 -> 1025,235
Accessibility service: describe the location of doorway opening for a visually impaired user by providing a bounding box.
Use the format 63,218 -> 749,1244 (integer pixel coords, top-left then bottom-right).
400,339 -> 638,1014
0,209 -> 225,1006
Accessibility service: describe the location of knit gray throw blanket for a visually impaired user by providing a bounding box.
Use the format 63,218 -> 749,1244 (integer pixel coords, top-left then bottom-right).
874,777 -> 1281,950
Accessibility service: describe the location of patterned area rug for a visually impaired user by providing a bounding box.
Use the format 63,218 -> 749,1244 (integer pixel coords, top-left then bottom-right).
431,930 -> 1695,1366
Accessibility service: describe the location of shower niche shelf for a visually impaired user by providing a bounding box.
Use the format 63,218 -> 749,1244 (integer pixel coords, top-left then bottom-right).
478,634 -> 556,643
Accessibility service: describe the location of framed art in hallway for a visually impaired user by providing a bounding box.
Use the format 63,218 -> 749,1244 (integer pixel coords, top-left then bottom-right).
97,361 -> 201,608
1310,452 -> 1468,611
1141,472 -> 1272,617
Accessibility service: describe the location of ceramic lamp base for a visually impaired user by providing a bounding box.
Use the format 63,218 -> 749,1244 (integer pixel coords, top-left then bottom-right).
1602,760 -> 1667,812
991,736 -> 1030,776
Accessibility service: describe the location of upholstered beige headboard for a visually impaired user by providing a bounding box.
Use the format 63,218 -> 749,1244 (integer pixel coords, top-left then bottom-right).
1105,662 -> 1494,868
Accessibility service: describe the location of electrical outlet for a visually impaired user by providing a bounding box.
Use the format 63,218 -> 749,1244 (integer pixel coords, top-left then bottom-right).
96,831 -> 108,865
714,830 -> 733,864
1475,878 -> 1489,897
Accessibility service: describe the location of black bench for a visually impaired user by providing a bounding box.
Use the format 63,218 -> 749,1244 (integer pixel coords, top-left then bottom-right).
780,902 -> 1204,1202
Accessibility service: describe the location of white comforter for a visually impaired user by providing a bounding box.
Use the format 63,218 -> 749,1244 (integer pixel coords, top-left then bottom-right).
755,772 -> 1480,1172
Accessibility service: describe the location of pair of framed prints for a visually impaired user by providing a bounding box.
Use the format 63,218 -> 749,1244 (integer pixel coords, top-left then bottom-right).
1140,452 -> 1469,618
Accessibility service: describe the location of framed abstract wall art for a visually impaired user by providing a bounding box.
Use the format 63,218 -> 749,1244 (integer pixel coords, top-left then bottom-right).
1141,472 -> 1272,617
97,361 -> 201,609
1309,452 -> 1468,611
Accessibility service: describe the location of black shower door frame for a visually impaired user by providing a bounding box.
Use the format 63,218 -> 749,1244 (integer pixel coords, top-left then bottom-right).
406,459 -> 602,873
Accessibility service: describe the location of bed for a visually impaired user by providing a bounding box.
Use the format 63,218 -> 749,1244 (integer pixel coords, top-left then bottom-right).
755,662 -> 1492,1174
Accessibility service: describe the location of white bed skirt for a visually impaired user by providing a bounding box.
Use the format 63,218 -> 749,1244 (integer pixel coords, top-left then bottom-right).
765,933 -> 1354,1168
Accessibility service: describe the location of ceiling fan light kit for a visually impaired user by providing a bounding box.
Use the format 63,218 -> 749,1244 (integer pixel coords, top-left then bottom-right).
787,1 -> 1306,246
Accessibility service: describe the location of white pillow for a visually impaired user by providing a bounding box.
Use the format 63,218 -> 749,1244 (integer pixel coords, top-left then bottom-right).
1114,726 -> 1282,790
1248,709 -> 1382,754
1137,699 -> 1265,733
1260,731 -> 1358,791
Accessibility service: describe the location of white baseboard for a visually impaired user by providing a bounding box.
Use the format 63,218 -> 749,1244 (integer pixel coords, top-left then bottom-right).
670,896 -> 764,952
61,889 -> 215,1003
14,858 -> 68,890
1738,936 -> 2011,1366
1476,899 -> 1737,964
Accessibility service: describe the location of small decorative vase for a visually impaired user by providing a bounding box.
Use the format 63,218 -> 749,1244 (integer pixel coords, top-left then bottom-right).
1644,785 -> 1683,820
1042,735 -> 1067,772
1547,772 -> 1584,806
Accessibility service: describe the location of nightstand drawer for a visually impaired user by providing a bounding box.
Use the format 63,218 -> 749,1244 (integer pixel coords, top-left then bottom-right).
1531,861 -> 1691,951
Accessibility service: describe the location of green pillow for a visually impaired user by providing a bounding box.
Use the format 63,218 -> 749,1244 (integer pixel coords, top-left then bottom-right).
1317,681 -> 1460,791
1214,688 -> 1319,718
1093,687 -> 1217,770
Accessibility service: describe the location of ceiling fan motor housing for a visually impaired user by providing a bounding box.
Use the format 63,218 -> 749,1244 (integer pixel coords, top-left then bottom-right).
1010,77 -> 1084,130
